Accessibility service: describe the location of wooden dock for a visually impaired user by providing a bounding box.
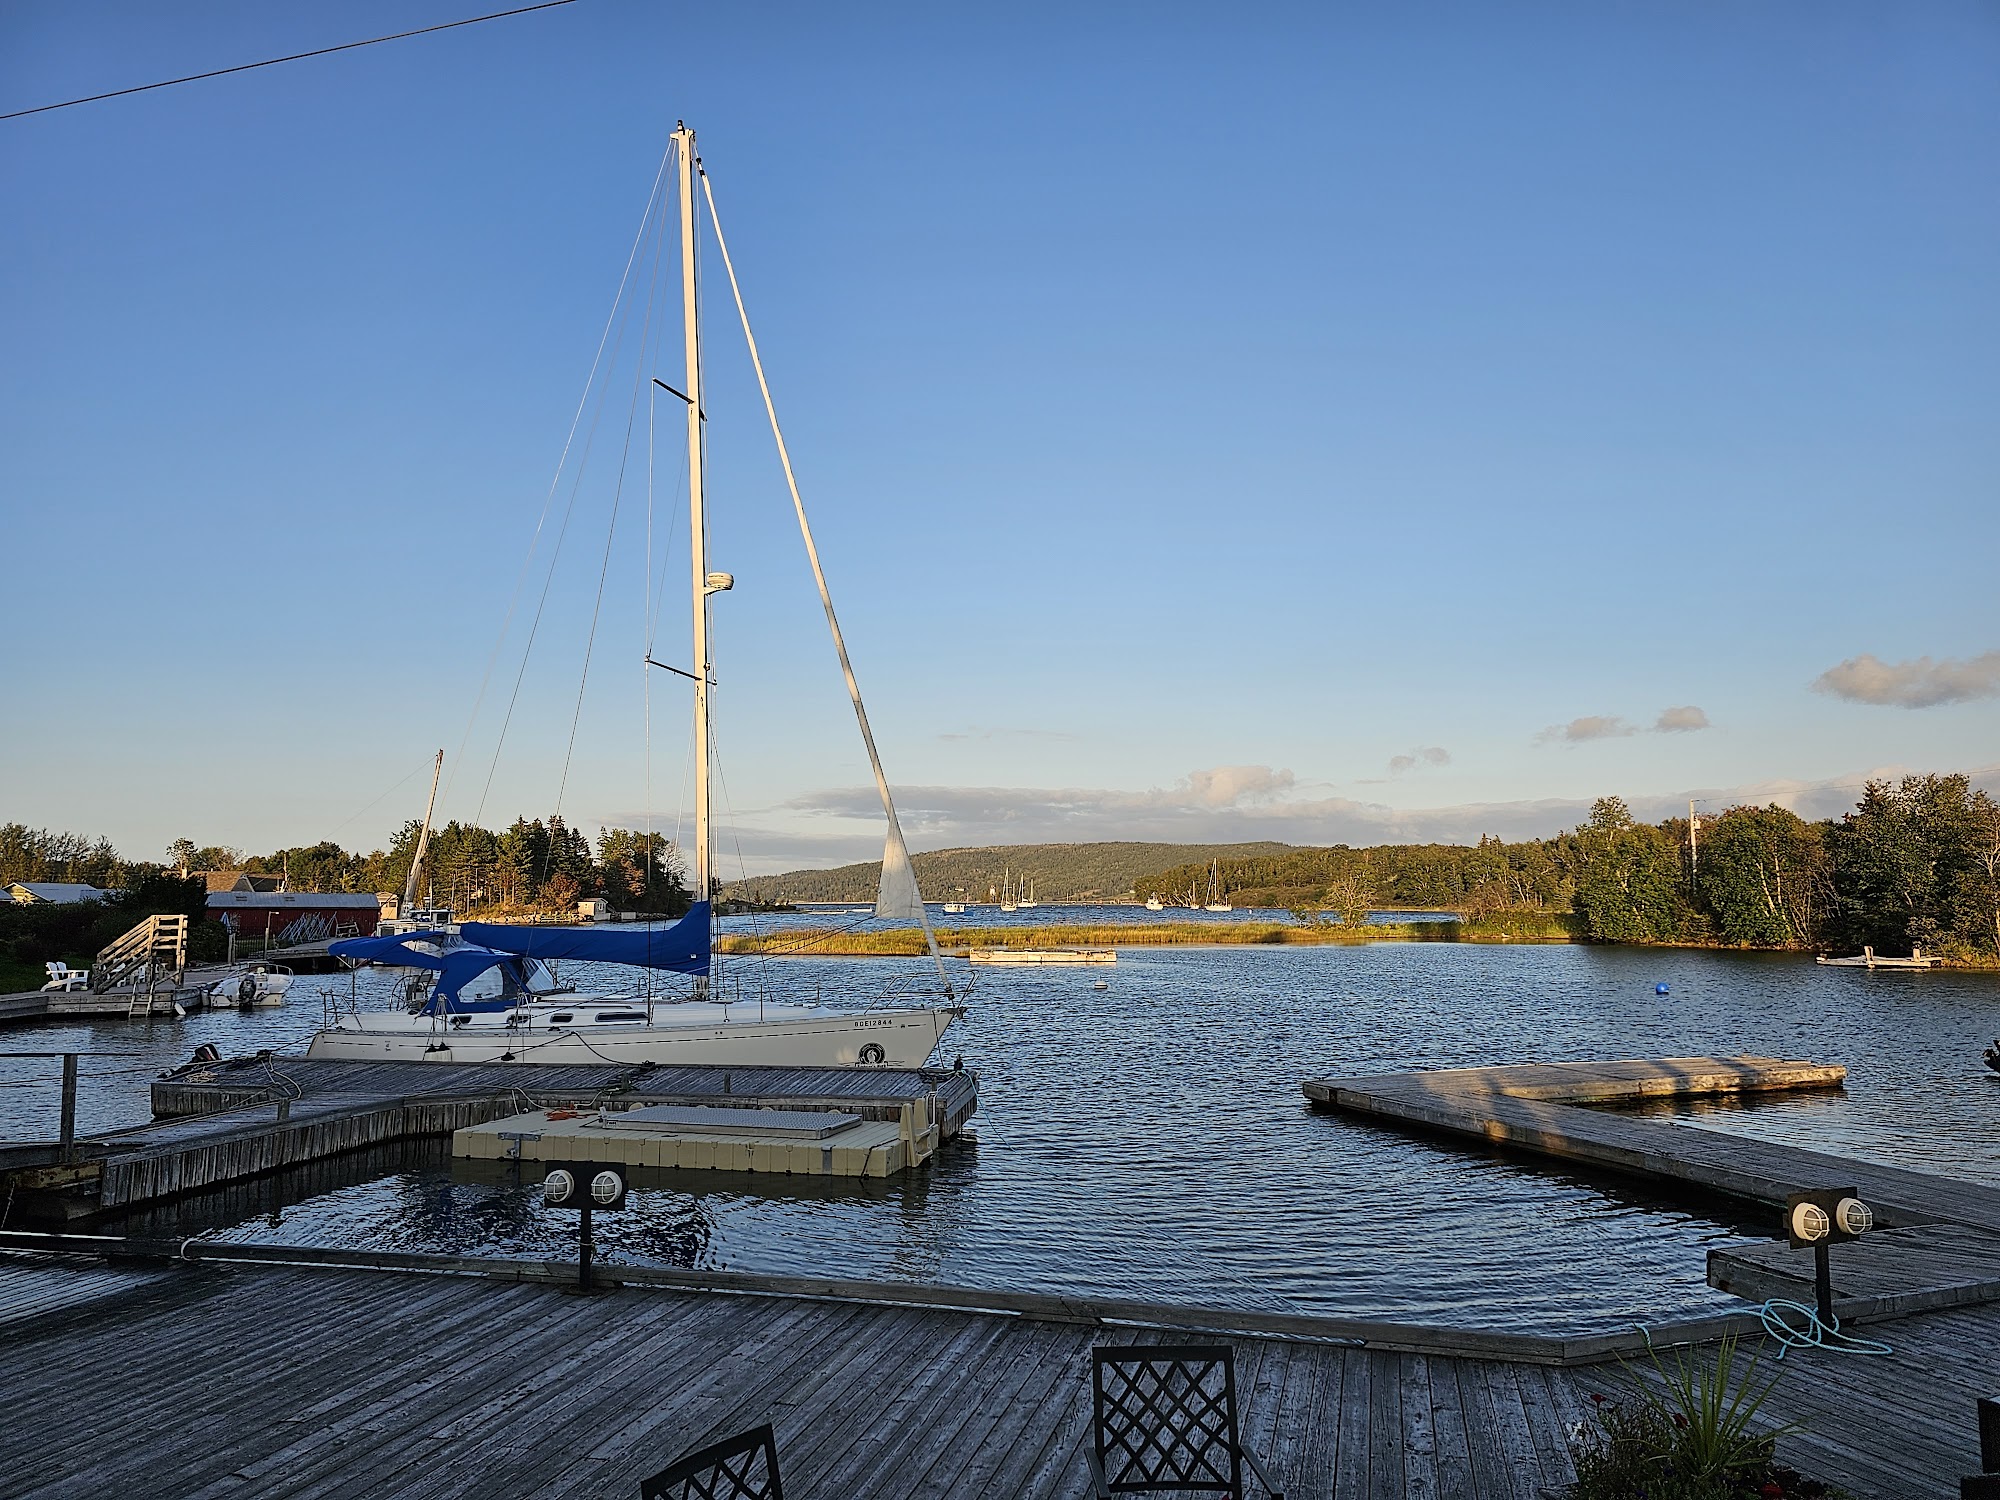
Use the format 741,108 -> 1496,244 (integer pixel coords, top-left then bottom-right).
1304,1055 -> 2000,1325
1709,1222 -> 2000,1320
1,1057 -> 978,1221
1302,1056 -> 2000,1230
0,1244 -> 1991,1497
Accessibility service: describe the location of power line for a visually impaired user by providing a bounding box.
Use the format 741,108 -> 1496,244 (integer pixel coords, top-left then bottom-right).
1,1 -> 579,123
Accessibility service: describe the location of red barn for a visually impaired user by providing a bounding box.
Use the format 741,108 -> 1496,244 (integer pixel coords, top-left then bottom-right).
206,891 -> 381,946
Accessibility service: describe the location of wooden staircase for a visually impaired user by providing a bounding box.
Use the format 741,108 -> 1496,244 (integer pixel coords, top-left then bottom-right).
90,915 -> 189,1016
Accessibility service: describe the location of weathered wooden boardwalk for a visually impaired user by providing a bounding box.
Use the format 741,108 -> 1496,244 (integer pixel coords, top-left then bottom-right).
0,1251 -> 1990,1498
1303,1056 -> 2000,1234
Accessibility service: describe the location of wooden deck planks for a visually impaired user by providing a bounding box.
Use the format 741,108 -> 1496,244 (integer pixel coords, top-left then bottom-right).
0,1254 -> 1985,1498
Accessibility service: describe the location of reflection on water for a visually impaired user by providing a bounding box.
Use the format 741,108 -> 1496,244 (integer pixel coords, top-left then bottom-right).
4,941 -> 1995,1331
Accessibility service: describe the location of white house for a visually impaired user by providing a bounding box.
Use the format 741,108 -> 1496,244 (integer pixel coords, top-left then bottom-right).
7,882 -> 111,906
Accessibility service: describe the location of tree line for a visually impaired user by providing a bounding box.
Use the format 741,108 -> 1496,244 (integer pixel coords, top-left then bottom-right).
3,815 -> 692,918
1138,773 -> 2000,959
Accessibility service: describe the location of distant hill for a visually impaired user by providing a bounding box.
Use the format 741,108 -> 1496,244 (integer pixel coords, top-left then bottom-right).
722,841 -> 1294,905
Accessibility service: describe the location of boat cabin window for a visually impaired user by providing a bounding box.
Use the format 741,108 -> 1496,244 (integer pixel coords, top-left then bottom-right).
593,1011 -> 647,1023
546,1013 -> 574,1026
457,957 -> 549,1006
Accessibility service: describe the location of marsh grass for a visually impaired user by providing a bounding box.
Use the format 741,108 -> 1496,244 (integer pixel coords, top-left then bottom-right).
710,917 -> 1570,957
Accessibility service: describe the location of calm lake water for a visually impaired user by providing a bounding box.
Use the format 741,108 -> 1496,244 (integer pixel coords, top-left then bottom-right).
4,936 -> 1996,1332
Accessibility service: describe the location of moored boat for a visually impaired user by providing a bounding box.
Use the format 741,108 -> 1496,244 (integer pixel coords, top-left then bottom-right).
307,123 -> 960,1070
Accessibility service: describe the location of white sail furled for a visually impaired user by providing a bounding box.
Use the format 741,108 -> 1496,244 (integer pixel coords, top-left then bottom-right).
875,822 -> 925,922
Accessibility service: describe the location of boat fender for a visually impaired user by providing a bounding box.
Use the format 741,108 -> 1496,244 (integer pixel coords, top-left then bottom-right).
191,1043 -> 222,1065
238,975 -> 258,1005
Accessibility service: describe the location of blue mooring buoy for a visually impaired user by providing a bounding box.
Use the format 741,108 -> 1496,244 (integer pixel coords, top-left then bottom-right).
1655,982 -> 1671,996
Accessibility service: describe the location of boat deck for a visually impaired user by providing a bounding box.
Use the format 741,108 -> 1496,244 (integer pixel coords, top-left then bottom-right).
0,1249 -> 1990,1498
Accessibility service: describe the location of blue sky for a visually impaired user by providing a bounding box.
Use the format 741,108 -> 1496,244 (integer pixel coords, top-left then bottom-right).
4,2 -> 1997,874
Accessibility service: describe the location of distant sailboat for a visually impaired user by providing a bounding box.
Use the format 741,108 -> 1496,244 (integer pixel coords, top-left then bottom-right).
999,867 -> 1018,914
1203,859 -> 1233,913
1018,878 -> 1039,910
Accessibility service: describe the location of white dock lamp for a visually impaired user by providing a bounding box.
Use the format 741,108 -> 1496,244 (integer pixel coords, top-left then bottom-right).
1784,1185 -> 1873,1328
543,1161 -> 628,1292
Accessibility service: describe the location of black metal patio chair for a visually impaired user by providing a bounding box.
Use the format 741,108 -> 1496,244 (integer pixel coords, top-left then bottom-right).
1088,1343 -> 1283,1498
639,1422 -> 784,1500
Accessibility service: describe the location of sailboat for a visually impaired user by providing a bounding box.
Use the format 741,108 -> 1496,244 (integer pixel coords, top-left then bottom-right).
310,125 -> 961,1069
1018,878 -> 1039,910
1203,859 -> 1233,913
999,867 -> 1017,913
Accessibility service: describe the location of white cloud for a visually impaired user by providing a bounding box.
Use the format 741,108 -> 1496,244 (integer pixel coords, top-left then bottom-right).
1654,705 -> 1711,733
631,765 -> 2000,876
1388,746 -> 1451,775
1812,651 -> 2000,709
1535,715 -> 1636,745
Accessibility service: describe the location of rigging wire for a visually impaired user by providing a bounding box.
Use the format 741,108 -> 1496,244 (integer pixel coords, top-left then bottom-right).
323,756 -> 434,842
550,164 -> 673,831
449,137 -> 676,824
0,1 -> 579,123
477,145 -> 673,831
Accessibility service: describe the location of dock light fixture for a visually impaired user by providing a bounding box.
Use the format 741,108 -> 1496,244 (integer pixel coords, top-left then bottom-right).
1784,1186 -> 1873,1327
541,1161 -> 629,1292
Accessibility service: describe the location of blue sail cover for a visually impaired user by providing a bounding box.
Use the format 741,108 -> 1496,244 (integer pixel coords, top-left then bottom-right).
460,902 -> 711,975
328,930 -> 526,1014
327,931 -> 456,970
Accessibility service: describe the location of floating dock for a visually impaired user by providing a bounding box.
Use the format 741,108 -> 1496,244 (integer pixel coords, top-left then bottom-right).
966,947 -> 1116,966
455,1092 -> 946,1178
0,1057 -> 977,1221
1304,1054 -> 2000,1325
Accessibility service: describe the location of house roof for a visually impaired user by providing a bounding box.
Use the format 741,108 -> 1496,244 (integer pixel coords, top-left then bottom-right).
205,891 -> 380,909
7,882 -> 110,904
201,871 -> 283,893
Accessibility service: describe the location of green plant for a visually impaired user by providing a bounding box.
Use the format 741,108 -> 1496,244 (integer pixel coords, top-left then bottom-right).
1635,1334 -> 1789,1481
1569,1335 -> 1840,1500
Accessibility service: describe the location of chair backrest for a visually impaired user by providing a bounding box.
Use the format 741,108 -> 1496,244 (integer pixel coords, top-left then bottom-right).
640,1423 -> 784,1500
46,962 -> 66,978
1092,1343 -> 1243,1495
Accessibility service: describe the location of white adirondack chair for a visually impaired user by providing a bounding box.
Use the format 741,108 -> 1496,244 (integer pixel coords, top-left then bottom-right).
41,961 -> 90,992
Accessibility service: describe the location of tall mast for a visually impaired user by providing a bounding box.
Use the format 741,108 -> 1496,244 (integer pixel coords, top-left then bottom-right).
675,124 -> 712,932
401,749 -> 444,916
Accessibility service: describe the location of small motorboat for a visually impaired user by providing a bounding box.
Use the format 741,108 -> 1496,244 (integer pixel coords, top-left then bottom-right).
207,964 -> 293,1008
1144,895 -> 1164,912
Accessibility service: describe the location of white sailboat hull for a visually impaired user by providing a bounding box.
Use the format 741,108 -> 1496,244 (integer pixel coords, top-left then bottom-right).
306,1005 -> 960,1068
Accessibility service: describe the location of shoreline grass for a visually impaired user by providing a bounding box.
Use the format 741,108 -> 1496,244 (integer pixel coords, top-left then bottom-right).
715,915 -> 1579,958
